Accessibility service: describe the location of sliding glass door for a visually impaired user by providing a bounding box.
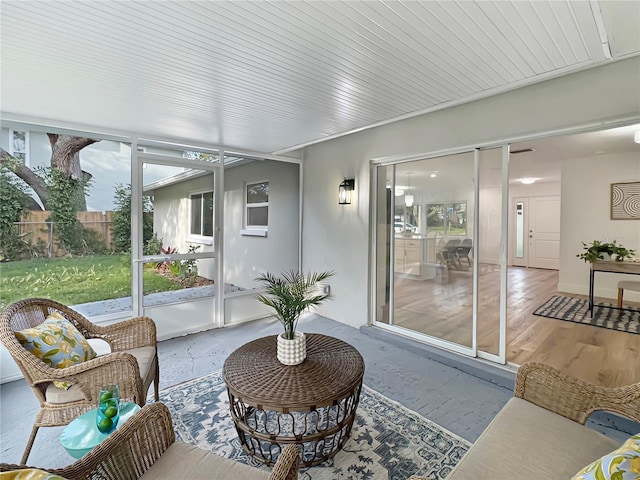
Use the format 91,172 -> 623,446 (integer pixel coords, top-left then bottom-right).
373,146 -> 508,364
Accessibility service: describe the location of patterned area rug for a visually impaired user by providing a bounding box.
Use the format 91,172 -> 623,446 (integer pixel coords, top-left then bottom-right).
533,295 -> 640,334
155,371 -> 470,480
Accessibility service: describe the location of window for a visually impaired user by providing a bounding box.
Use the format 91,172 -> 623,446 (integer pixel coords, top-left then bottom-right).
246,181 -> 269,229
190,191 -> 214,237
9,129 -> 28,165
426,202 -> 467,236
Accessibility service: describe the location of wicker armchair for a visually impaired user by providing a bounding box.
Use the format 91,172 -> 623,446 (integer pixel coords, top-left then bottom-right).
0,403 -> 300,480
0,298 -> 159,465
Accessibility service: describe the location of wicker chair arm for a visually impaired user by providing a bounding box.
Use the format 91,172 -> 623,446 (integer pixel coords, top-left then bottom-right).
88,316 -> 157,352
0,404 -> 298,480
269,444 -> 300,480
33,403 -> 173,480
32,352 -> 145,404
514,362 -> 640,424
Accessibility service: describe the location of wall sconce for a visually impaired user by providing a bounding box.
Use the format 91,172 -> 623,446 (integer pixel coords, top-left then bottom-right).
339,178 -> 355,205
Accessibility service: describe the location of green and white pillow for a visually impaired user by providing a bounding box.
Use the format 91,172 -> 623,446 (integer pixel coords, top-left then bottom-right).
572,433 -> 640,480
15,311 -> 97,389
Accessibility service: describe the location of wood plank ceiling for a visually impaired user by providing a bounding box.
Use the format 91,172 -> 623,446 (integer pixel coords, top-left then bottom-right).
1,1 -> 638,154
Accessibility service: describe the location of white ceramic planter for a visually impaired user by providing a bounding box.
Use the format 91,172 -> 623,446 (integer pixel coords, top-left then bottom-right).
277,331 -> 306,365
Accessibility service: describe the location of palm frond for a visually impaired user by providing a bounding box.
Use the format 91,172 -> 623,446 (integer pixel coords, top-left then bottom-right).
255,270 -> 335,338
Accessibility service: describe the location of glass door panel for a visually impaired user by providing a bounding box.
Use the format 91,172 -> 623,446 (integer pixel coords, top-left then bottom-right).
134,148 -> 219,338
374,164 -> 393,324
476,148 -> 504,357
391,153 -> 475,351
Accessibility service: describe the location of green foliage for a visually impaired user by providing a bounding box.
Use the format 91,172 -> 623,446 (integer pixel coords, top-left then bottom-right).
41,167 -> 94,254
111,183 -> 154,253
255,270 -> 334,339
0,254 -> 181,311
0,168 -> 31,260
577,240 -> 636,263
144,233 -> 163,256
178,245 -> 200,282
168,260 -> 182,277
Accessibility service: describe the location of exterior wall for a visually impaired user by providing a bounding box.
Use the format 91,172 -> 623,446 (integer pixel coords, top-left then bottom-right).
223,160 -> 299,289
151,160 -> 300,287
301,57 -> 640,329
151,174 -> 216,277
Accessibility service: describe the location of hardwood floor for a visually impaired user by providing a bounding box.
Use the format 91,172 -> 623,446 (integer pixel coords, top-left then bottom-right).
389,266 -> 640,388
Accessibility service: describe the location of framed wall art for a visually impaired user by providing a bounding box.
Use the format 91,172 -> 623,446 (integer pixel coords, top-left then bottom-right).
611,181 -> 640,220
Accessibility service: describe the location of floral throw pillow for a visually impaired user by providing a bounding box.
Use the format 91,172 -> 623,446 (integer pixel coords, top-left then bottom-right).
572,433 -> 640,480
15,311 -> 97,390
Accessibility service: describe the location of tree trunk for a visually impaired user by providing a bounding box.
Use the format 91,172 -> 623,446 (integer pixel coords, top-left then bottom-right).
48,134 -> 99,180
0,148 -> 50,210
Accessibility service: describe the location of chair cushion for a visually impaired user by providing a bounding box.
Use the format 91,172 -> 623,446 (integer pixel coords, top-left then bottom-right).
447,397 -> 620,480
139,442 -> 270,479
571,433 -> 640,480
45,346 -> 155,404
16,312 -> 97,390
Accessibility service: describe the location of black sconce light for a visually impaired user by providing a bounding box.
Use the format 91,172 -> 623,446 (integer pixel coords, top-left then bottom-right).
338,178 -> 355,205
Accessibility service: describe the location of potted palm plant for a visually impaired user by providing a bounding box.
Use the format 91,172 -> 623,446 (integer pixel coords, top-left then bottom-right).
255,270 -> 334,365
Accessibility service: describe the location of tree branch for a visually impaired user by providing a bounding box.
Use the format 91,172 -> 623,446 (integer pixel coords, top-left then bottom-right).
1,148 -> 50,210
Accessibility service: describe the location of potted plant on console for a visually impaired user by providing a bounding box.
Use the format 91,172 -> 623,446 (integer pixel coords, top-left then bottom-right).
577,240 -> 635,263
255,270 -> 334,365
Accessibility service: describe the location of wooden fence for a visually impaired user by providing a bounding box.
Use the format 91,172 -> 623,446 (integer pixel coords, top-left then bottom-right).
16,210 -> 115,257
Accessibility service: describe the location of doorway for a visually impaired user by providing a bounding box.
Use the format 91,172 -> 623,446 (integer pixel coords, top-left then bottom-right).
373,146 -> 509,364
511,196 -> 561,269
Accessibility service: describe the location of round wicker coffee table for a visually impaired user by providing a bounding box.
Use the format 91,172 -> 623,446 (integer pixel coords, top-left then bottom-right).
223,334 -> 364,467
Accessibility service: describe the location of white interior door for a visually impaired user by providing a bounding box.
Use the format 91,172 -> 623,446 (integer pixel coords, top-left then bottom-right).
529,196 -> 561,270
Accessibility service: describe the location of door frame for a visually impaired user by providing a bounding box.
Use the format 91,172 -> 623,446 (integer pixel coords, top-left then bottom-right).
369,145 -> 509,365
131,145 -> 223,328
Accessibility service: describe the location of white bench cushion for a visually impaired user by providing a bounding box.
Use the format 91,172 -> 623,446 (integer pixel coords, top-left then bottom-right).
140,441 -> 270,479
45,347 -> 155,404
447,397 -> 620,480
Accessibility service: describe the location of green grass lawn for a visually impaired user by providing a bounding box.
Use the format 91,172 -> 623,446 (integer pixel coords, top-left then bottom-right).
0,254 -> 181,311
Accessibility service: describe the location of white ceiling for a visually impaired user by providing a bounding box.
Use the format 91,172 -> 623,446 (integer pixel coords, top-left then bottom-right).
1,1 -> 639,155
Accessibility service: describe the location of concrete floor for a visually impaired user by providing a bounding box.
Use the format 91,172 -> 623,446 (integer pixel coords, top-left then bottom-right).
0,314 -> 629,471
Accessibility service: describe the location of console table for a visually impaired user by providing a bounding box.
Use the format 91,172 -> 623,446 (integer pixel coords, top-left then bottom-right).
222,334 -> 364,467
588,260 -> 640,316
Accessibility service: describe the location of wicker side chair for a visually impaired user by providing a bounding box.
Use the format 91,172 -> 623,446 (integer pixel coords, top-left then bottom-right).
0,298 -> 160,465
0,403 -> 300,480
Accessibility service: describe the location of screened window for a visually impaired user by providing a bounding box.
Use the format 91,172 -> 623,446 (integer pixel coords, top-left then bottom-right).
190,191 -> 214,237
246,181 -> 269,229
9,130 -> 28,165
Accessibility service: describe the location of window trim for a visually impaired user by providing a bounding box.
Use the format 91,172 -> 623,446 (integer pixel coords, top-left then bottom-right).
188,189 -> 214,241
9,129 -> 29,166
245,180 -> 269,231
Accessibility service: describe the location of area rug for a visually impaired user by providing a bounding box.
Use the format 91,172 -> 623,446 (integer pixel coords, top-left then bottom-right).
533,295 -> 640,334
154,371 -> 470,480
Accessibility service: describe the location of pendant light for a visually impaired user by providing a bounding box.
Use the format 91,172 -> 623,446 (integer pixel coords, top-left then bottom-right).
405,173 -> 414,207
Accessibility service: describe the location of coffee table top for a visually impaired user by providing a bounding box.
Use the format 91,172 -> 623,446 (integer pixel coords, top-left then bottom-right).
223,334 -> 364,411
60,402 -> 141,459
